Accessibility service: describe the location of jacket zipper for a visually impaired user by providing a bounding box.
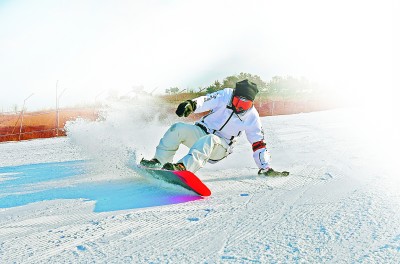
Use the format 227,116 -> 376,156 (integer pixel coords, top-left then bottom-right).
218,111 -> 234,131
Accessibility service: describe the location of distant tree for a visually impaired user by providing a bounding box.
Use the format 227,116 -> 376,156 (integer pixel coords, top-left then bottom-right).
186,88 -> 196,93
166,87 -> 180,94
222,75 -> 240,89
214,80 -> 222,90
206,85 -> 217,94
206,80 -> 222,93
222,72 -> 267,91
198,86 -> 207,93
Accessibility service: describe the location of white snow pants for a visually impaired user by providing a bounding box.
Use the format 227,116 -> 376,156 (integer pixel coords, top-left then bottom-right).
154,122 -> 230,172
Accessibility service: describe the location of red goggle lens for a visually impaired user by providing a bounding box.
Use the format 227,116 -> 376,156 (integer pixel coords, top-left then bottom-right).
232,96 -> 253,112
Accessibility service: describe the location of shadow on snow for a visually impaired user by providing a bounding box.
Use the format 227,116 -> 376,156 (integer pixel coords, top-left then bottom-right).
0,161 -> 201,213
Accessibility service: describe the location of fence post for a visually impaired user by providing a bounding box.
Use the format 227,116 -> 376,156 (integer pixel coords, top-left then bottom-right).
271,101 -> 275,116
18,110 -> 24,141
18,93 -> 34,141
55,81 -> 59,136
55,81 -> 66,137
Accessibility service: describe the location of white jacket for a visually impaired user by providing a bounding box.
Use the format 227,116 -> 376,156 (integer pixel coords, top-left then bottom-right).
193,88 -> 271,169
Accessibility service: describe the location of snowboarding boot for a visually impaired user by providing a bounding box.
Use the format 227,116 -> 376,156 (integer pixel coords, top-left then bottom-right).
140,158 -> 162,169
162,162 -> 186,171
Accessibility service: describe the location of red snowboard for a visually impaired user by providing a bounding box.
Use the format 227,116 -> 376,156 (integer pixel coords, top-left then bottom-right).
138,165 -> 211,196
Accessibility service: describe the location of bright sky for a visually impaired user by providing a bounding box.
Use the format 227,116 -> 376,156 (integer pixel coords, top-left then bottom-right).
0,0 -> 396,111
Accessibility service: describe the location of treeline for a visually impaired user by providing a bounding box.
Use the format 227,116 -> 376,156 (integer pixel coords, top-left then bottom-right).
165,72 -> 321,99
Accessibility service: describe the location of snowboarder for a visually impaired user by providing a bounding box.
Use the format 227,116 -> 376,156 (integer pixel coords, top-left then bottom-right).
140,79 -> 288,176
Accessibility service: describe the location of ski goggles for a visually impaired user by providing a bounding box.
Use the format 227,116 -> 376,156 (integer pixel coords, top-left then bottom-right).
232,96 -> 253,113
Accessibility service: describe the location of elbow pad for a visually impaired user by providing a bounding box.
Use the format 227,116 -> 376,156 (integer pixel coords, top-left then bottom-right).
253,147 -> 271,169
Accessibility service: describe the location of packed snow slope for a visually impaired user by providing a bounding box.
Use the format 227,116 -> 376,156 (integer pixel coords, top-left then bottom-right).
0,102 -> 399,263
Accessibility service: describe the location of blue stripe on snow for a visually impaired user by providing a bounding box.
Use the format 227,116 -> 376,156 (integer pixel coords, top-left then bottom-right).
0,161 -> 201,212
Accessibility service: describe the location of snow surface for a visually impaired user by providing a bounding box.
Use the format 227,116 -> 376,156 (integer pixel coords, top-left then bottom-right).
0,102 -> 399,263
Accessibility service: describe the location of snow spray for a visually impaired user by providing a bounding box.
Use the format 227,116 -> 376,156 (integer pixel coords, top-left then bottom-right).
65,94 -> 178,180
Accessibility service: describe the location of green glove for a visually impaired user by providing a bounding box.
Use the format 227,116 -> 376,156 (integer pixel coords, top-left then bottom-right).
176,100 -> 196,117
258,168 -> 289,177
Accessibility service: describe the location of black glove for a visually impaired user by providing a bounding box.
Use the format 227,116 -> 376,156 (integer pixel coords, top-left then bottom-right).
258,168 -> 289,177
176,100 -> 196,117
